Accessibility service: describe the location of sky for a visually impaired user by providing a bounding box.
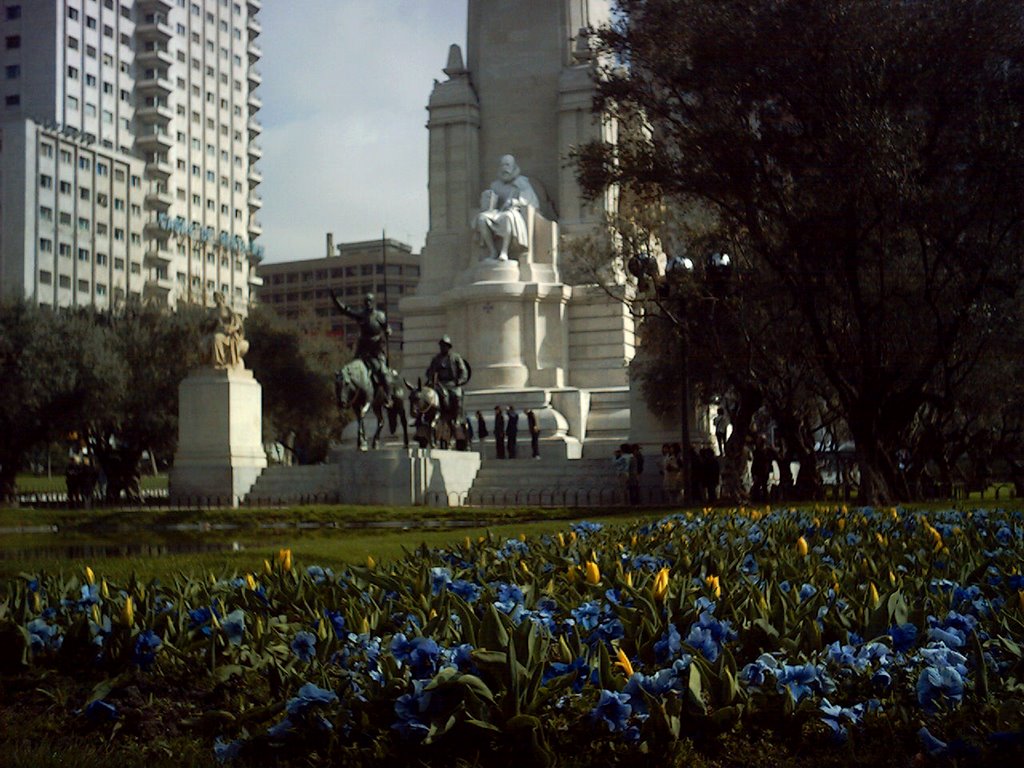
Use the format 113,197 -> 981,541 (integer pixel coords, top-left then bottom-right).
257,1 -> 467,263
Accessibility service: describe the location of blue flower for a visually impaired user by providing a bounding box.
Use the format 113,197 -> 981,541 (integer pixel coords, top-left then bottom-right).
286,682 -> 338,716
26,618 -> 61,653
889,623 -> 918,653
740,552 -> 759,576
323,609 -> 346,639
390,633 -> 441,679
740,654 -> 778,688
572,521 -> 604,536
291,631 -> 317,662
222,609 -> 245,646
84,699 -> 118,722
448,579 -> 482,603
776,663 -> 833,703
213,736 -> 242,763
799,583 -> 817,602
654,623 -> 682,663
306,565 -> 334,584
916,665 -> 964,712
133,629 -> 162,670
393,680 -> 431,740
685,609 -> 736,663
591,689 -> 631,733
543,657 -> 589,693
430,567 -> 452,595
918,726 -> 949,756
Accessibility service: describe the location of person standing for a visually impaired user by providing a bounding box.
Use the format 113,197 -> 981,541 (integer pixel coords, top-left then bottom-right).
493,405 -> 506,459
526,408 -> 540,459
506,405 -> 519,459
475,410 -> 488,442
714,407 -> 730,456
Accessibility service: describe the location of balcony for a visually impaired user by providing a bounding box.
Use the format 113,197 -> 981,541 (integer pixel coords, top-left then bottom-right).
247,0 -> 261,11
135,102 -> 174,124
144,276 -> 175,302
247,91 -> 262,112
135,19 -> 173,43
143,218 -> 167,239
247,192 -> 262,210
135,47 -> 174,69
144,187 -> 173,210
247,117 -> 262,138
145,158 -> 173,180
138,0 -> 174,12
248,40 -> 262,63
135,129 -> 174,153
248,270 -> 264,287
136,75 -> 173,97
144,246 -> 173,269
247,67 -> 262,88
247,142 -> 262,161
247,219 -> 263,237
247,16 -> 261,37
247,165 -> 263,185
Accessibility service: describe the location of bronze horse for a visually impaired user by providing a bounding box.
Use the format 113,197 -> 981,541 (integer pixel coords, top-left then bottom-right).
408,377 -> 466,449
335,360 -> 409,450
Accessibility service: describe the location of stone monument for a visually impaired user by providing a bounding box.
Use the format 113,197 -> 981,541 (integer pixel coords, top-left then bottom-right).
169,293 -> 267,506
399,0 -> 635,459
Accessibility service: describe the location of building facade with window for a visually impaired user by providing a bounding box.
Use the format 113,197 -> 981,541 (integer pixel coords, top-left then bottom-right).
0,0 -> 263,311
256,235 -> 421,372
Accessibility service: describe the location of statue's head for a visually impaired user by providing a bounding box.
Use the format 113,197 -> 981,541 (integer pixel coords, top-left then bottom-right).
498,154 -> 519,183
363,293 -> 375,309
213,290 -> 226,306
439,334 -> 452,351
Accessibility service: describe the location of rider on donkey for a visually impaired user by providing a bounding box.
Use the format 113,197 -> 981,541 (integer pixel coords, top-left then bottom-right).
330,290 -> 392,406
425,335 -> 470,423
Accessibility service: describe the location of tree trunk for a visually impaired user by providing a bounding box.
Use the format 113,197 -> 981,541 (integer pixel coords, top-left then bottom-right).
718,383 -> 763,503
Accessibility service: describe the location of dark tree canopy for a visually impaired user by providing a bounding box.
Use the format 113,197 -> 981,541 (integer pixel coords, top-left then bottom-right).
577,0 -> 1024,502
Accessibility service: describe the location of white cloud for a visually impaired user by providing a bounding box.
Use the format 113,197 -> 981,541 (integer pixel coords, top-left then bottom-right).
257,0 -> 467,262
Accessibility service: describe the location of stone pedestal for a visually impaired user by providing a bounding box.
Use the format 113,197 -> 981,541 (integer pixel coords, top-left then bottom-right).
324,447 -> 482,506
169,367 -> 267,507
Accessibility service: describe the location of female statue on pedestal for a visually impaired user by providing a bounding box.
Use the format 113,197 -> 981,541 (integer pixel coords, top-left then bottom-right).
207,291 -> 249,369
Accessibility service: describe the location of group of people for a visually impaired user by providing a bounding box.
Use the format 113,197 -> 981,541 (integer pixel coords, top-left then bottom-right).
613,442 -> 724,505
474,406 -> 541,460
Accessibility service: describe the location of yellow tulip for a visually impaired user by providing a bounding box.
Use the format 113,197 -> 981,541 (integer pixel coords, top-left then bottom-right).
569,531 -> 577,543
796,536 -> 809,557
557,532 -> 566,548
519,533 -> 527,542
464,536 -> 472,550
520,560 -> 532,576
255,615 -> 265,639
32,591 -> 42,614
869,582 -> 880,608
875,532 -> 886,547
429,608 -> 438,620
91,603 -> 101,625
84,566 -> 95,585
630,534 -> 637,547
263,558 -> 273,576
100,579 -> 110,600
121,596 -> 134,626
837,518 -> 846,531
360,616 -> 370,634
585,561 -> 601,586
567,567 -> 577,584
615,647 -> 634,677
366,555 -> 376,570
245,573 -> 257,591
624,571 -> 633,588
706,575 -> 721,598
653,567 -> 670,602
277,548 -> 293,571
1017,589 -> 1024,613
889,569 -> 897,586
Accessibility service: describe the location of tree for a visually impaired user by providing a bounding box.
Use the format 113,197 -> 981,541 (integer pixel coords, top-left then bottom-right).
0,303 -> 122,501
577,0 -> 1024,502
245,307 -> 349,464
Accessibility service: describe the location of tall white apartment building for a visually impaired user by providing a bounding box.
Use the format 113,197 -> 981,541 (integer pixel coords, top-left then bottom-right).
0,0 -> 263,311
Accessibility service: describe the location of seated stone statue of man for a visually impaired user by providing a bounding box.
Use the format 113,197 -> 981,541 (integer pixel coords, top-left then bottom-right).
473,154 -> 541,261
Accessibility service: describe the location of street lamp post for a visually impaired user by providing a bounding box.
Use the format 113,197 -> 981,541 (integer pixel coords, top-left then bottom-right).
630,250 -> 733,507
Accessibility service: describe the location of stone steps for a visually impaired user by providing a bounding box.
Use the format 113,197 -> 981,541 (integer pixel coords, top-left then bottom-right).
245,464 -> 339,504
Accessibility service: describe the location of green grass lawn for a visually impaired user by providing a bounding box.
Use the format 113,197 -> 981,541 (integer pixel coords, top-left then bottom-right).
14,472 -> 169,494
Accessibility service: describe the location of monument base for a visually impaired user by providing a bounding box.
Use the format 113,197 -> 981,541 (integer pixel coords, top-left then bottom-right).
169,367 -> 267,507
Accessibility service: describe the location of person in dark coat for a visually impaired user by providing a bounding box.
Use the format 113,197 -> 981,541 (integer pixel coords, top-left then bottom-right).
475,410 -> 488,441
526,408 -> 540,459
493,405 -> 506,459
506,405 -> 519,459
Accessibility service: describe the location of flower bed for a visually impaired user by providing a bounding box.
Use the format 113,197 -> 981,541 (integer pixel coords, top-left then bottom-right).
3,506 -> 1024,766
